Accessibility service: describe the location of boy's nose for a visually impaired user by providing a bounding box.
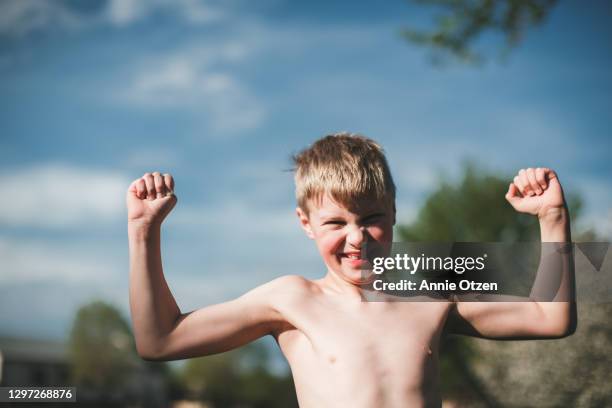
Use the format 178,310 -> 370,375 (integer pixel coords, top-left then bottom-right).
347,225 -> 367,247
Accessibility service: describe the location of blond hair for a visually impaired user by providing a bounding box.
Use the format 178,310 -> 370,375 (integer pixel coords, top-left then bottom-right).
292,132 -> 396,213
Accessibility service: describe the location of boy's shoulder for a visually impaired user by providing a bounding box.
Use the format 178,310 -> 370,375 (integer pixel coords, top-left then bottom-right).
262,274 -> 319,295
242,275 -> 319,322
246,274 -> 322,308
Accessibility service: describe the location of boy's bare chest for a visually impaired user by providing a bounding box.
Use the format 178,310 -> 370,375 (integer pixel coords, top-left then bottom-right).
276,298 -> 451,371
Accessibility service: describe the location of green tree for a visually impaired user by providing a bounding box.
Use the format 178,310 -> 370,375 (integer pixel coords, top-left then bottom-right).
68,300 -> 138,390
403,0 -> 559,64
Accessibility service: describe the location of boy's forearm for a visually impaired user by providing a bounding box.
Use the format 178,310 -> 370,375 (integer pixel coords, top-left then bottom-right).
533,206 -> 574,300
531,206 -> 576,335
128,222 -> 181,358
538,206 -> 571,242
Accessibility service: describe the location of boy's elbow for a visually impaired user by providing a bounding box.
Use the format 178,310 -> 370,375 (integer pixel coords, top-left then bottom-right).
544,318 -> 577,339
559,318 -> 577,338
535,302 -> 577,339
135,340 -> 170,362
138,350 -> 167,362
141,355 -> 170,362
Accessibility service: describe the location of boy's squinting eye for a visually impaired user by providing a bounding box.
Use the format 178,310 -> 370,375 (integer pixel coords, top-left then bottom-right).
322,220 -> 345,226
362,213 -> 385,223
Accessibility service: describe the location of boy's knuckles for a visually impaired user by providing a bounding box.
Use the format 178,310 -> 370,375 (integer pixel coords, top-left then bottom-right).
526,171 -> 538,186
154,181 -> 164,192
519,172 -> 530,186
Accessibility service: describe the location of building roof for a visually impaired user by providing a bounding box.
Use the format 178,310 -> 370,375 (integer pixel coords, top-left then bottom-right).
0,336 -> 67,364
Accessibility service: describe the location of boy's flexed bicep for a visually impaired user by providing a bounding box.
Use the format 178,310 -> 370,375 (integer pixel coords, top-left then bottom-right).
149,277 -> 291,361
446,300 -> 573,339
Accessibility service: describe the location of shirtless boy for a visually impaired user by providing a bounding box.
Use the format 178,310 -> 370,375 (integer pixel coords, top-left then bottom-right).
127,133 -> 576,407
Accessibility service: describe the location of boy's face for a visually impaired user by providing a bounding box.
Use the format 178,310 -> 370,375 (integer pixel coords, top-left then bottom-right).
297,193 -> 395,285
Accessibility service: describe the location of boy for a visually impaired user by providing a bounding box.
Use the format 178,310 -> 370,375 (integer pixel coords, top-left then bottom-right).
127,133 -> 576,407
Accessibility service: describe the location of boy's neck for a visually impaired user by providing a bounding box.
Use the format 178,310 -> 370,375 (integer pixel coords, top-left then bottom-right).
320,270 -> 373,301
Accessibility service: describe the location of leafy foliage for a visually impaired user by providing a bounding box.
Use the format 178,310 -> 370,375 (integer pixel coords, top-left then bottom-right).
403,0 -> 559,63
68,300 -> 139,390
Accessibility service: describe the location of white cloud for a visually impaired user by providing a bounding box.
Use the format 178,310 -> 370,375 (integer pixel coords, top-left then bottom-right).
0,236 -> 123,284
107,0 -> 144,26
169,200 -> 299,241
114,43 -> 265,134
0,0 -> 81,37
176,0 -> 226,24
106,22 -> 401,136
164,193 -> 319,271
106,0 -> 225,26
0,164 -> 129,228
0,0 -> 226,37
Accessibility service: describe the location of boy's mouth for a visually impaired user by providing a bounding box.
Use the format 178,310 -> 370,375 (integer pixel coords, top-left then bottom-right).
339,251 -> 363,259
338,252 -> 371,268
342,252 -> 362,259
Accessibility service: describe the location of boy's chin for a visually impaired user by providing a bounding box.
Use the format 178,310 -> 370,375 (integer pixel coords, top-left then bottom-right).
338,268 -> 376,286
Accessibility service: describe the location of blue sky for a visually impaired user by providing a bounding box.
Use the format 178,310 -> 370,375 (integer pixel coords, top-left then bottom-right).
0,0 -> 611,341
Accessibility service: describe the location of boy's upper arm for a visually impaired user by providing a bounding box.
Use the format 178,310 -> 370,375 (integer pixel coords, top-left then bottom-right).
447,300 -> 572,340
155,275 -> 304,360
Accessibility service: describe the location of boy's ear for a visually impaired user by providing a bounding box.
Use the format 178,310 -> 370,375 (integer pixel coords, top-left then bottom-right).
296,207 -> 315,239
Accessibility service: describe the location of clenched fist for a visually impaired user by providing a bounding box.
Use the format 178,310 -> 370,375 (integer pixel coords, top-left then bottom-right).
127,172 -> 177,227
505,167 -> 566,218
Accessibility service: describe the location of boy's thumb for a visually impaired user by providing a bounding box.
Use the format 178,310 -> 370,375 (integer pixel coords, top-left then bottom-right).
505,183 -> 520,204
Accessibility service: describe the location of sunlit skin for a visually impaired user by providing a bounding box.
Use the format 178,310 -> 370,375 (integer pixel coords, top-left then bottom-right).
127,168 -> 575,408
